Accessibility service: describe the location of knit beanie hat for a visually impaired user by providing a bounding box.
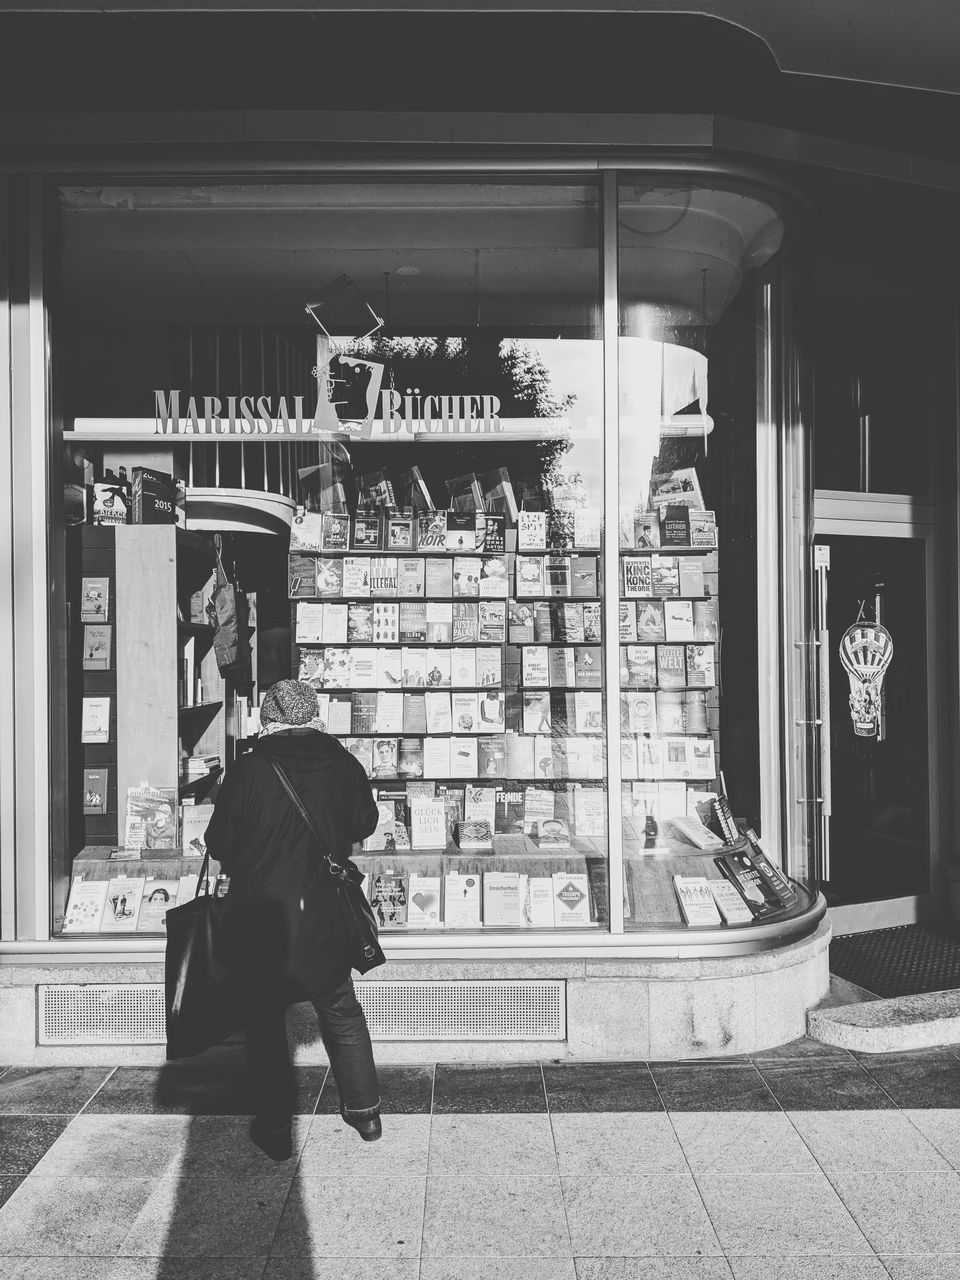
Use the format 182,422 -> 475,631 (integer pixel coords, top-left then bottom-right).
260,679 -> 319,727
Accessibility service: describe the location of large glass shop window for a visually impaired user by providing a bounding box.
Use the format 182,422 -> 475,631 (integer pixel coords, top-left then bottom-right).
616,179 -> 806,930
56,181 -> 607,936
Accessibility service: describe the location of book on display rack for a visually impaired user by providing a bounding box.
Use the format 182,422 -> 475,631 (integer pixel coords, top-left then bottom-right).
286,463 -> 608,929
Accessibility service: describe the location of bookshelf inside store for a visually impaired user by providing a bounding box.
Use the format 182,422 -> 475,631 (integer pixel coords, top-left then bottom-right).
289,442 -> 608,932
64,502 -> 230,936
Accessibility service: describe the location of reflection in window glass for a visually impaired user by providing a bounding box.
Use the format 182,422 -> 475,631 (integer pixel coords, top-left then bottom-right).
616,179 -> 802,930
56,181 -> 610,936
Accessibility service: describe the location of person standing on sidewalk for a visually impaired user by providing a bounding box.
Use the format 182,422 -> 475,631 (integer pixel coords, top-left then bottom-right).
204,678 -> 382,1159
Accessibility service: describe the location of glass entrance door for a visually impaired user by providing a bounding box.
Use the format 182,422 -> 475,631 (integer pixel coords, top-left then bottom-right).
814,530 -> 933,913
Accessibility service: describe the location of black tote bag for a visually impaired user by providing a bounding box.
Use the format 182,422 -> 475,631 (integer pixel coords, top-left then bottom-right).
269,758 -> 386,976
164,853 -> 242,1059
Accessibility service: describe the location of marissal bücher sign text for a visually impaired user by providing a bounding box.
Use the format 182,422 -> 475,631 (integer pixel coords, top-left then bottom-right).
153,390 -> 504,436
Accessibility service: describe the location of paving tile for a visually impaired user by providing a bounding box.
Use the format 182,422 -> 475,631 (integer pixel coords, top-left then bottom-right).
316,1064 -> 433,1115
650,1064 -> 778,1112
272,1175 -> 425,1257
84,1065 -> 323,1116
880,1259 -> 960,1279
751,1037 -> 854,1062
859,1053 -> 960,1108
0,1175 -> 23,1208
0,1115 -> 73,1175
432,1063 -> 546,1113
671,1111 -> 821,1175
575,1263 -> 733,1280
0,1175 -> 157,1255
902,1109 -> 960,1170
428,1112 -> 555,1174
0,1264 -> 268,1280
300,1113 -> 429,1174
265,1263 -> 419,1280
829,1171 -> 960,1253
0,1067 -> 113,1115
423,1175 -> 569,1257
423,1263 -> 576,1280
170,1115 -> 311,1179
29,1114 -> 189,1179
562,1174 -> 721,1257
118,1173 -> 291,1257
695,1173 -> 871,1256
551,1112 -> 687,1175
728,1261 -> 889,1279
756,1061 -> 894,1111
788,1110 -> 951,1172
542,1062 -> 662,1112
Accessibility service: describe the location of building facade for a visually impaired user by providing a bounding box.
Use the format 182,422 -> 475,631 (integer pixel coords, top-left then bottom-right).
1,12 -> 958,1064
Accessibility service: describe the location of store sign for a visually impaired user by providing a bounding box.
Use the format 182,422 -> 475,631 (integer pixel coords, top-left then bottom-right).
839,621 -> 894,739
156,338 -> 502,436
153,386 -> 503,437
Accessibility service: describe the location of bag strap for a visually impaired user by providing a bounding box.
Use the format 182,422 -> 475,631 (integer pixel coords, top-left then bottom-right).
268,756 -> 343,879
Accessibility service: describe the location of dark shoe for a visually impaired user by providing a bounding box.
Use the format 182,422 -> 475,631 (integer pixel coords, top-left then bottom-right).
340,1104 -> 382,1142
250,1116 -> 293,1161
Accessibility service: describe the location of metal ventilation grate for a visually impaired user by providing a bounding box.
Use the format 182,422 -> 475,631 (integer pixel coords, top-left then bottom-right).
357,981 -> 566,1041
39,984 -> 167,1045
37,979 -> 567,1046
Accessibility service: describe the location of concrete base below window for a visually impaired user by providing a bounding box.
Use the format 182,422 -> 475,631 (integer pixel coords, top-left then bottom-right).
0,919 -> 830,1065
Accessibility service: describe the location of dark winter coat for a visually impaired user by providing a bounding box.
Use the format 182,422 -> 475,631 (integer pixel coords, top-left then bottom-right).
203,729 -> 379,1000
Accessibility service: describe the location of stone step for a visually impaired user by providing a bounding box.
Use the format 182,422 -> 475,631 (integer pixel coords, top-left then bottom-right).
808,987 -> 960,1053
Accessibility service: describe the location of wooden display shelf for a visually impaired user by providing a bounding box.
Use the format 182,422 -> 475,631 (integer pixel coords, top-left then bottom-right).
178,767 -> 223,800
177,700 -> 224,716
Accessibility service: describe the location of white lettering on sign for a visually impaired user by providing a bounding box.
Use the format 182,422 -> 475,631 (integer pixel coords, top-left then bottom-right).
154,389 -> 502,436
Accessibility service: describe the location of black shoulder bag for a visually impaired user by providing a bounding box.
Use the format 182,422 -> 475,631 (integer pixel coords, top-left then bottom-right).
164,849 -> 242,1059
268,757 -> 386,975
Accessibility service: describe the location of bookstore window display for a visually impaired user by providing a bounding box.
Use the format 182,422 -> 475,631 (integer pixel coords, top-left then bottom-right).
57,179 -> 613,937
54,175 -> 818,941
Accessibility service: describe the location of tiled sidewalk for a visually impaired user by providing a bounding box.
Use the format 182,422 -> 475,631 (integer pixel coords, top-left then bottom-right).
3,1040 -> 960,1278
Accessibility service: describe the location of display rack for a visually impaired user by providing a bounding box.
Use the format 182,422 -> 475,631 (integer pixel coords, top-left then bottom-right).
289,499 -> 608,930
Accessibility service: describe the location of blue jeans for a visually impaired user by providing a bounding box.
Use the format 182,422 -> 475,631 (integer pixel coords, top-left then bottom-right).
246,976 -> 380,1124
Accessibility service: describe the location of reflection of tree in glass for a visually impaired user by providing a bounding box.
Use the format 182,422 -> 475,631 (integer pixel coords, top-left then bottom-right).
348,334 -> 579,504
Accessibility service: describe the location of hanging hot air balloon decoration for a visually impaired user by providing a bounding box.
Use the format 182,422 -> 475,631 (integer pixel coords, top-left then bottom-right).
839,620 -> 894,739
